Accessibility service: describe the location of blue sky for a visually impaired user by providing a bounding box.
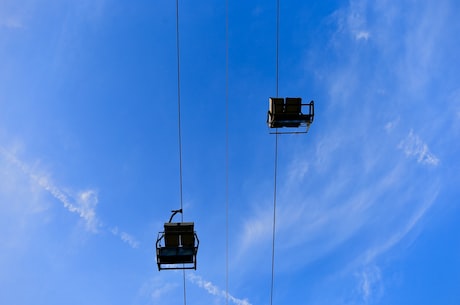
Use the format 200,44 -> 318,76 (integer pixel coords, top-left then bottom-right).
1,0 -> 459,304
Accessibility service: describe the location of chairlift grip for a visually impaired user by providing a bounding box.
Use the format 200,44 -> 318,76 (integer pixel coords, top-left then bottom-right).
169,209 -> 183,223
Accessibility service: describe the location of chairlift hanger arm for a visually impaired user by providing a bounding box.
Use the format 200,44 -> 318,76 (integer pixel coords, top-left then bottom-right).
169,209 -> 183,223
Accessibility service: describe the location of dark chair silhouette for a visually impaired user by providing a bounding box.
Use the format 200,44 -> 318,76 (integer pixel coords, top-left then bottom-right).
156,212 -> 199,270
267,97 -> 314,132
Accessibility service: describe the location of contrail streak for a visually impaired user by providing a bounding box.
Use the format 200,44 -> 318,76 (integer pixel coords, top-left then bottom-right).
1,146 -> 139,248
188,274 -> 252,305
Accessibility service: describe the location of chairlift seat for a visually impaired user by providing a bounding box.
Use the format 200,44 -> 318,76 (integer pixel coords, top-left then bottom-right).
267,97 -> 314,131
156,222 -> 199,270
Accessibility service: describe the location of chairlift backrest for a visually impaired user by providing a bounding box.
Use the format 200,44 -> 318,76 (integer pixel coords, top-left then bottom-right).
285,97 -> 302,114
164,222 -> 195,247
181,231 -> 195,247
164,227 -> 180,247
270,98 -> 284,115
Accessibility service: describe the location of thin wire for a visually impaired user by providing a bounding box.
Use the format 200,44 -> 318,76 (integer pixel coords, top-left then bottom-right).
270,0 -> 280,305
176,0 -> 184,222
182,271 -> 187,305
175,1 -> 186,305
276,0 -> 279,99
225,0 -> 229,304
270,133 -> 278,305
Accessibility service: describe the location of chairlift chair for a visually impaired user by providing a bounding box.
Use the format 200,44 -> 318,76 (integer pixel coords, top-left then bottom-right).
156,209 -> 199,271
267,97 -> 314,133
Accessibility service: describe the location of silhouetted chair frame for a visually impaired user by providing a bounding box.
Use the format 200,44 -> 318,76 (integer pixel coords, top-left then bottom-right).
267,97 -> 314,133
156,210 -> 199,271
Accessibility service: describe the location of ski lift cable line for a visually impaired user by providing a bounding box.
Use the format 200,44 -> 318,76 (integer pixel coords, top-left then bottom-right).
176,0 -> 184,221
225,0 -> 230,304
270,0 -> 280,305
175,0 -> 187,304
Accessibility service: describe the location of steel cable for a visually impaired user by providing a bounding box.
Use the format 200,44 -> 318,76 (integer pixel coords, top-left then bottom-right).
270,0 -> 280,304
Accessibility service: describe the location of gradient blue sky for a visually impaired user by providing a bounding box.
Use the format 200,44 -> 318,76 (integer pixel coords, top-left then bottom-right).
1,1 -> 459,304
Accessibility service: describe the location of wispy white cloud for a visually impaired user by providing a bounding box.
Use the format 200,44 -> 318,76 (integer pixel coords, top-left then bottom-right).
356,265 -> 383,304
139,276 -> 179,302
363,185 -> 439,264
0,147 -> 101,232
236,119 -> 440,303
0,146 -> 139,248
350,185 -> 438,302
302,1 -> 447,302
355,30 -> 370,41
188,274 -> 252,305
384,118 -> 399,133
239,130 -> 404,263
333,0 -> 371,42
38,178 -> 100,232
398,130 -> 439,166
110,226 -> 139,248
